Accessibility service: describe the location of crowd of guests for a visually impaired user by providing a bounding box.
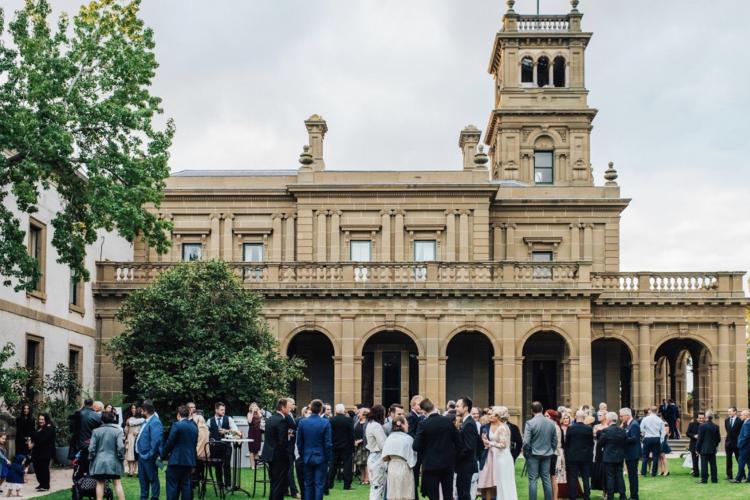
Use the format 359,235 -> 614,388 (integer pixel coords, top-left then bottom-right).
2,396 -> 750,500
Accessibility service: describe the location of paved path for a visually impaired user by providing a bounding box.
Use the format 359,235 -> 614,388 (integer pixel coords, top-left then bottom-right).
8,467 -> 71,498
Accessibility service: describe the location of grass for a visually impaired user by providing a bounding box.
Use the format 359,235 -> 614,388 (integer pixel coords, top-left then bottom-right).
39,457 -> 749,499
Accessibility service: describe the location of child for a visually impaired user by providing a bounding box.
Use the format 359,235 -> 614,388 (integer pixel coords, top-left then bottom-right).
4,455 -> 24,497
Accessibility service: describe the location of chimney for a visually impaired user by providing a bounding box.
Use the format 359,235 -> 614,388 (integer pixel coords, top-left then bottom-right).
304,114 -> 328,171
459,125 -> 481,170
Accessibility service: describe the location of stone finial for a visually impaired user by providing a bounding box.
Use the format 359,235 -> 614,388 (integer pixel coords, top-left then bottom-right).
298,144 -> 314,170
304,114 -> 328,171
474,145 -> 489,169
570,0 -> 580,12
459,125 -> 481,171
506,0 -> 516,13
604,161 -> 618,186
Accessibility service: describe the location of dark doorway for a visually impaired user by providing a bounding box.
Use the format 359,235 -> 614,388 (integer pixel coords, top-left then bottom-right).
446,332 -> 495,407
362,331 -> 419,408
591,339 -> 632,410
522,331 -> 568,421
382,352 -> 401,408
531,360 -> 558,412
287,331 -> 335,405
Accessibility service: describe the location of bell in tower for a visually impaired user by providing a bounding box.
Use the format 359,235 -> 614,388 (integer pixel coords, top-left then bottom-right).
485,0 -> 596,186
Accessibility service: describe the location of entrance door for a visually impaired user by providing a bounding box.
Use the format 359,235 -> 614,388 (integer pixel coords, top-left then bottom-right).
531,360 -> 558,412
382,351 -> 401,408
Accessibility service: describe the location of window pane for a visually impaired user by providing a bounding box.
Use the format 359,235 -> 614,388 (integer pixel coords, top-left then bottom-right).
350,241 -> 371,262
534,168 -> 553,184
70,275 -> 77,305
26,340 -> 38,369
532,251 -> 554,262
243,243 -> 264,262
414,240 -> 436,261
521,57 -> 534,83
534,151 -> 553,168
182,243 -> 202,261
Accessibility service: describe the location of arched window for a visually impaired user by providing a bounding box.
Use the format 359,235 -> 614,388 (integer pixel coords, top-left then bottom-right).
537,56 -> 550,87
553,56 -> 566,87
521,56 -> 534,85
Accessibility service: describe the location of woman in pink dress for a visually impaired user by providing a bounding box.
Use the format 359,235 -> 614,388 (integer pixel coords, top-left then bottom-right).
477,406 -> 518,500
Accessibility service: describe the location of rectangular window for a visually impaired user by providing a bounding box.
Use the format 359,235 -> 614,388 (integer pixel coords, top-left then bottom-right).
532,251 -> 554,262
534,151 -> 554,185
414,240 -> 436,262
350,240 -> 372,262
182,243 -> 202,261
28,219 -> 46,295
26,338 -> 40,370
25,335 -> 43,402
68,346 -> 82,386
243,243 -> 264,262
69,270 -> 85,313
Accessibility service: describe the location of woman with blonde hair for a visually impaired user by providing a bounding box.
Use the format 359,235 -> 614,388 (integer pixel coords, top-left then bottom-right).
245,402 -> 263,468
477,406 -> 518,500
381,416 -> 416,500
193,414 -> 210,460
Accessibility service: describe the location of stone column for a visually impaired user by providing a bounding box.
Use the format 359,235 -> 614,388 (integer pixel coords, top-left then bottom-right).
493,224 -> 504,261
330,210 -> 341,262
437,356 -> 448,409
424,314 -> 441,403
501,315 -> 518,413
220,214 -> 233,261
284,214 -> 295,262
570,223 -> 580,261
493,355 -> 504,405
637,322 -> 653,410
717,322 -> 731,411
583,224 -> 593,261
297,209 -> 313,261
316,210 -> 327,262
271,214 -> 283,261
577,314 -> 593,406
734,323 -> 749,408
210,215 -> 221,259
353,355 -> 363,406
340,315 -> 356,406
380,210 -> 391,261
171,234 -> 182,261
506,223 -> 516,260
445,210 -> 456,261
459,210 -> 470,261
394,211 -> 405,262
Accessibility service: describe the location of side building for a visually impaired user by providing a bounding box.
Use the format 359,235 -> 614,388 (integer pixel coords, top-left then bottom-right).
92,2 -> 748,425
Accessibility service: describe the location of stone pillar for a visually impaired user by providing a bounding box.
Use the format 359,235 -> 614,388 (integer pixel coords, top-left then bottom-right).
340,315 -> 356,406
394,211 -> 405,262
506,224 -> 516,260
493,224 -> 504,261
353,355 -> 363,406
445,210 -> 456,261
333,356 -> 343,407
210,215 -> 221,258
577,314 -> 593,406
330,210 -> 340,262
501,315 -> 519,413
304,114 -> 328,171
284,214 -> 295,262
493,355 -> 504,406
171,234 -> 181,262
316,210 -> 327,262
271,214 -> 283,261
297,209 -> 313,261
717,322 -> 731,411
459,125 -> 481,171
221,214 -> 233,261
424,314 -> 441,404
380,210 -> 391,261
459,210 -> 470,261
438,356 -> 448,409
570,223 -> 580,260
583,224 -> 593,261
734,323 -> 749,408
637,322 -> 653,410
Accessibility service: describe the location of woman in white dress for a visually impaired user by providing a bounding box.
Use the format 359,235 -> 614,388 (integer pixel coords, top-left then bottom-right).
381,416 -> 417,500
365,405 -> 387,500
478,406 -> 518,500
123,408 -> 145,477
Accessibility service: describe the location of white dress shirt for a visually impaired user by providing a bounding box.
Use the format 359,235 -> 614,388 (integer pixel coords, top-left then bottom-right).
641,414 -> 665,439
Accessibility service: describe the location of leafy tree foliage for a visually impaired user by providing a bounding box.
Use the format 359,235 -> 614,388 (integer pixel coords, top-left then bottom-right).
107,260 -> 304,415
0,342 -> 33,413
0,0 -> 174,290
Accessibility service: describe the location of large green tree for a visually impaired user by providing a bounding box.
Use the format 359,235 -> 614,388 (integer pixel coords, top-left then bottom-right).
107,260 -> 303,415
0,0 -> 173,290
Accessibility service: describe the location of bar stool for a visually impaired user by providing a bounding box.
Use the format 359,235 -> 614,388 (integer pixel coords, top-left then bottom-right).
252,457 -> 271,497
204,441 -> 227,500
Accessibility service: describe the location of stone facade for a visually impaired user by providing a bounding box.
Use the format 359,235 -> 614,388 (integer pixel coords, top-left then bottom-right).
93,2 -> 748,425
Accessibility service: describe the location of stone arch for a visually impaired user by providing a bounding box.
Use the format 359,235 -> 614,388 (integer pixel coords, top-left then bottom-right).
591,337 -> 633,410
357,324 -> 424,358
516,324 -> 576,358
445,330 -> 497,408
521,329 -> 572,420
526,129 -> 565,148
591,332 -> 637,361
441,325 -> 499,357
360,329 -> 420,408
280,324 -> 340,358
286,329 -> 336,406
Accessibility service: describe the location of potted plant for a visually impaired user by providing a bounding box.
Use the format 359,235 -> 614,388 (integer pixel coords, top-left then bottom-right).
41,364 -> 82,466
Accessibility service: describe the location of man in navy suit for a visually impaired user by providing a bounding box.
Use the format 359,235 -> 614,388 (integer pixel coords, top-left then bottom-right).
163,405 -> 198,500
730,409 -> 750,483
620,408 -> 641,500
136,401 -> 164,500
296,399 -> 332,500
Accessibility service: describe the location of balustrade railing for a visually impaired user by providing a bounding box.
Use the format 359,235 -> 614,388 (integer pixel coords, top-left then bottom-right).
517,15 -> 570,32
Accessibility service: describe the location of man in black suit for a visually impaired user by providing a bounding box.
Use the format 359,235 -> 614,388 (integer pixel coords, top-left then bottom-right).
261,398 -> 291,500
507,420 -> 523,462
162,405 -> 199,500
696,410 -> 721,484
598,412 -> 627,500
284,399 -> 300,498
620,408 -> 641,500
327,404 -> 354,490
725,406 -> 742,480
412,398 -> 460,500
565,409 -> 594,500
406,395 -> 424,499
686,413 -> 704,478
454,396 -> 479,500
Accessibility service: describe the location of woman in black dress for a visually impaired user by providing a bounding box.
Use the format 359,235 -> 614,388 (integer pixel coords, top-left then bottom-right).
14,402 -> 35,457
591,410 -> 607,496
29,413 -> 56,492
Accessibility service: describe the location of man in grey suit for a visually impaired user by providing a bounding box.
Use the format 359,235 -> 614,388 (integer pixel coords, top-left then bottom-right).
523,401 -> 557,500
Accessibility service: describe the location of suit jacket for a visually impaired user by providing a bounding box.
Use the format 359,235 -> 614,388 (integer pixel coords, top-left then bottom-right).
412,413 -> 460,471
686,421 -> 700,452
76,407 -> 102,449
563,422 -> 594,462
697,420 -> 721,455
406,410 -> 422,439
455,416 -> 480,474
136,414 -> 164,462
507,421 -> 522,461
330,414 -> 354,452
162,418 -> 198,467
522,414 -> 557,457
624,419 -> 642,460
737,419 -> 750,456
725,416 -> 743,448
296,414 -> 332,465
261,412 -> 290,463
598,424 -> 627,464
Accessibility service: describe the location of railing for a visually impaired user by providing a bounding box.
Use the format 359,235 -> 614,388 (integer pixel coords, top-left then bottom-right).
517,15 -> 570,32
96,262 -> 745,296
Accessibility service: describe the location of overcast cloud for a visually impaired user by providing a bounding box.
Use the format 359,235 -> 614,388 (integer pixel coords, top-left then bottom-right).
4,0 -> 750,284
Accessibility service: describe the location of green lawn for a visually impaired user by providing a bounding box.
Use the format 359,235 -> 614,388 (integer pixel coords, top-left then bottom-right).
41,457 -> 749,499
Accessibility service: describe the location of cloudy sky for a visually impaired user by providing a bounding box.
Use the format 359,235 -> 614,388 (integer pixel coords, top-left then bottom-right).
5,0 -> 750,282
